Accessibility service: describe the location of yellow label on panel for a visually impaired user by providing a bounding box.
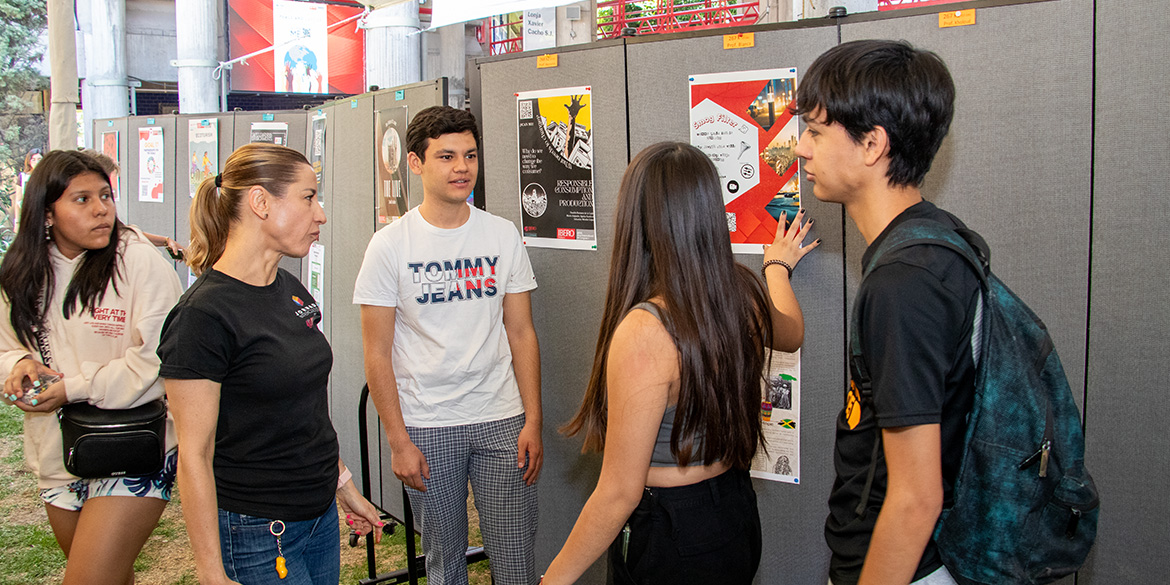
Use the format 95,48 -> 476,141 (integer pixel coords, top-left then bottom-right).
723,32 -> 755,50
940,10 -> 976,28
537,54 -> 559,69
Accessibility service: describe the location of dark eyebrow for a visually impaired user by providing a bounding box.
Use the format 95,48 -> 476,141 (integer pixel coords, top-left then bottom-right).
435,148 -> 477,156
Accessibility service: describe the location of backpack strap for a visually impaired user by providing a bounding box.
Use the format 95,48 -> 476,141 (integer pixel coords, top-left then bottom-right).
849,217 -> 991,518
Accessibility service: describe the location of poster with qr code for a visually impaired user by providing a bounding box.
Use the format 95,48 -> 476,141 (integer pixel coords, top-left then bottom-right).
751,349 -> 801,484
690,68 -> 801,254
516,86 -> 596,250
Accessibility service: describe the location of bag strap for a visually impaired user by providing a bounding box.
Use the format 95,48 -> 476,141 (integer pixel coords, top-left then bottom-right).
33,290 -> 53,369
849,217 -> 991,519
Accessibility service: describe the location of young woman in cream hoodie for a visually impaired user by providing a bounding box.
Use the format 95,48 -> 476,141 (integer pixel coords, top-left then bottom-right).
0,149 -> 182,585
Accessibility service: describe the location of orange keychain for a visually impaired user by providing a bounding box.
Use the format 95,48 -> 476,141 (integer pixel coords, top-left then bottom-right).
269,520 -> 288,579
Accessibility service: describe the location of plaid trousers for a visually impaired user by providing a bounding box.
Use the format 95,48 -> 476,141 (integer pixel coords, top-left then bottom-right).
405,413 -> 538,585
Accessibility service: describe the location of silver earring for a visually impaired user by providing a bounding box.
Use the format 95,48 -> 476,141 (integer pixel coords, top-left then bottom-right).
44,220 -> 52,242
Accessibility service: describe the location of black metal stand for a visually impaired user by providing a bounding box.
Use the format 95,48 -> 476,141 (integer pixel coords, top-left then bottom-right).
355,384 -> 490,585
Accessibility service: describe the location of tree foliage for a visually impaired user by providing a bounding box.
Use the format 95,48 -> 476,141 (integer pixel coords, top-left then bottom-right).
0,0 -> 49,213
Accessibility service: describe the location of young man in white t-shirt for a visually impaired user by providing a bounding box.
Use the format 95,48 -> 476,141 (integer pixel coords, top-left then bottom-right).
354,106 -> 542,585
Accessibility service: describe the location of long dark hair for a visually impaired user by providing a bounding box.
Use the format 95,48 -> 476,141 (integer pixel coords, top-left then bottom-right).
0,150 -> 124,348
563,142 -> 771,469
187,143 -> 311,276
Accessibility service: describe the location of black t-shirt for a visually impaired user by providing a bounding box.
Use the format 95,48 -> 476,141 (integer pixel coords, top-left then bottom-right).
157,268 -> 338,521
825,201 -> 980,584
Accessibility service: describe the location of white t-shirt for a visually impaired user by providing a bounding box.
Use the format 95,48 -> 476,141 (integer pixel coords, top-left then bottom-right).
353,205 -> 537,427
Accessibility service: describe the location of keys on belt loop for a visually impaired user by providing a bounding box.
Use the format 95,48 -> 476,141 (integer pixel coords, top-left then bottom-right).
269,520 -> 288,579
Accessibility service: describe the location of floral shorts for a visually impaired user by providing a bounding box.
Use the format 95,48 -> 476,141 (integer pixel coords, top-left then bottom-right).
39,448 -> 178,511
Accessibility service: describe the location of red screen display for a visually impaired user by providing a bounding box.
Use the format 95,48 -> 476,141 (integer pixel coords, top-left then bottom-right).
229,0 -> 365,94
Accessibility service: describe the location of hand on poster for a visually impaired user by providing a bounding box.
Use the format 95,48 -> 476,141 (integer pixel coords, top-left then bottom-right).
762,209 -> 820,275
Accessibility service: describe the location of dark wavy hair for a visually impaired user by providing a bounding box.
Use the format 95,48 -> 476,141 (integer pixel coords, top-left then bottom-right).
1,150 -> 124,348
562,142 -> 771,469
791,39 -> 955,188
405,106 -> 480,162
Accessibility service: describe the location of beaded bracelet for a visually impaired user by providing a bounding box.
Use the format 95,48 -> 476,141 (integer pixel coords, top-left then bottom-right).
761,259 -> 793,279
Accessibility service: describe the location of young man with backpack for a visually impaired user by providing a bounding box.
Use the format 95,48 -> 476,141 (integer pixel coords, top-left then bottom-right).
798,39 -> 1099,585
794,40 -> 973,585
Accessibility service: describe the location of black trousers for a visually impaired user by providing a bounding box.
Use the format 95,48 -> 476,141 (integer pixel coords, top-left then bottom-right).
607,468 -> 762,585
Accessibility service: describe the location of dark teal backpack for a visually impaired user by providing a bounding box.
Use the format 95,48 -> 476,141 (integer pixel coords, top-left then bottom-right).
851,218 -> 1099,585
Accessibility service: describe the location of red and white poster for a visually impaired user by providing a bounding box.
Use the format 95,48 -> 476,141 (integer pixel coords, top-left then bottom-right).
138,127 -> 165,203
101,131 -> 119,198
690,68 -> 800,254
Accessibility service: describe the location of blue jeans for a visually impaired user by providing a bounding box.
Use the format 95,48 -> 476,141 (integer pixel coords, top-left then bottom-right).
218,501 -> 340,585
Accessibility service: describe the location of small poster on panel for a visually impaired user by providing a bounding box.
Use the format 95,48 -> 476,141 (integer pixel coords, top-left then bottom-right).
138,126 -> 164,203
516,86 -> 596,250
101,131 -> 119,198
690,68 -> 801,254
250,122 -> 289,146
375,106 -> 409,225
308,241 -> 325,331
310,113 -> 326,206
188,119 -> 218,198
751,349 -> 801,484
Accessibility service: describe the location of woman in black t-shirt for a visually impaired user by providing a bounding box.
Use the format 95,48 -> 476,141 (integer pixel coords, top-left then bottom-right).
158,143 -> 382,585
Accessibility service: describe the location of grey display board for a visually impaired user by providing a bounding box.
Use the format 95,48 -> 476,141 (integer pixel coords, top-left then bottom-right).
1082,0 -> 1170,583
841,1 -> 1093,406
93,118 -> 131,220
125,116 -> 180,270
324,92 -> 378,510
624,26 -> 844,583
173,114 -> 236,288
469,0 -> 1165,582
480,41 -> 627,585
234,112 -> 309,277
319,80 -> 449,520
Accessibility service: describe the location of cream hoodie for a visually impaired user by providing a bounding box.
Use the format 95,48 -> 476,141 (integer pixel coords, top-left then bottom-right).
0,226 -> 182,489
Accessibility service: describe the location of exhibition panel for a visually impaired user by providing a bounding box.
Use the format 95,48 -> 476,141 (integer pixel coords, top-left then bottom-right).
125,115 -> 179,271
1083,0 -> 1170,583
324,90 -> 378,511
624,24 -> 845,584
479,40 -> 629,585
93,118 -> 131,220
842,0 -> 1093,407
173,113 -> 236,286
323,80 -> 450,517
233,111 -> 309,277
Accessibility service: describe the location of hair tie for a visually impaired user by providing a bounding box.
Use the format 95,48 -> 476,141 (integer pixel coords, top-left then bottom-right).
214,174 -> 222,188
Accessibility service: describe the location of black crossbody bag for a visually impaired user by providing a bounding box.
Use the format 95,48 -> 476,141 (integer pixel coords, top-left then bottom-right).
34,313 -> 167,479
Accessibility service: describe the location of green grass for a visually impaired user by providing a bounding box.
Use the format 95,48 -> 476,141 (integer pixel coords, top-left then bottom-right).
0,403 -> 65,584
0,520 -> 66,585
0,404 -> 23,436
338,523 -> 493,585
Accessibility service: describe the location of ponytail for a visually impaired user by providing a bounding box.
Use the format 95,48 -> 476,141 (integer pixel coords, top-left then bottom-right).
185,143 -> 311,276
186,176 -> 229,276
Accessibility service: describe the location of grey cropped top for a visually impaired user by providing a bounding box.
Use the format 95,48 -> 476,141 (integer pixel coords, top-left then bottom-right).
630,302 -> 707,468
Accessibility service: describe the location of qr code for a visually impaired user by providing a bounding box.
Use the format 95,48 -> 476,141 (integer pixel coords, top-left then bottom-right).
519,100 -> 534,120
726,212 -> 736,232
